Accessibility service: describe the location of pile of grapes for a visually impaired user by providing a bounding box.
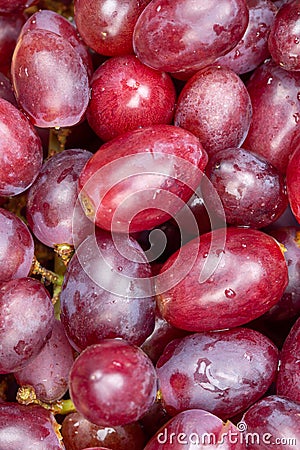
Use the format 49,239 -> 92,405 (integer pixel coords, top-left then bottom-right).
0,0 -> 300,448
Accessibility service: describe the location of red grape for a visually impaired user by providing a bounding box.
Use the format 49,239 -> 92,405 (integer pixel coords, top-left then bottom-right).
0,98 -> 43,196
268,0 -> 300,72
74,0 -> 151,57
0,277 -> 55,373
174,65 -> 252,156
0,72 -> 17,105
0,12 -> 25,73
144,409 -> 246,449
26,148 -> 93,248
0,0 -> 36,13
11,28 -> 90,128
69,339 -> 158,426
243,59 -> 300,173
156,227 -> 288,331
87,55 -> 176,142
0,208 -> 34,283
14,319 -> 74,403
0,402 -> 64,449
276,317 -> 300,402
216,0 -> 277,75
156,328 -> 278,419
78,124 -> 208,233
205,147 -> 288,228
241,395 -> 300,449
133,0 -> 249,75
286,141 -> 300,222
61,411 -> 146,450
60,228 -> 155,350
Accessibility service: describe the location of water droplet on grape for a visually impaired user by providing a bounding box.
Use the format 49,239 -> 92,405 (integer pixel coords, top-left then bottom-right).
267,77 -> 273,85
225,288 -> 236,299
117,266 -> 123,272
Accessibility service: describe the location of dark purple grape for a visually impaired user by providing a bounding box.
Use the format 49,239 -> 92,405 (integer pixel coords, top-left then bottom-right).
0,0 -> 36,13
205,147 -> 288,228
286,140 -> 300,223
86,55 -> 176,142
174,65 -> 252,156
26,148 -> 93,248
11,29 -> 90,128
0,277 -> 55,374
133,0 -> 249,75
0,72 -> 17,105
60,228 -> 155,351
241,395 -> 300,449
268,0 -> 300,71
243,59 -> 300,173
69,339 -> 158,426
74,0 -> 151,56
156,227 -> 288,332
276,317 -> 300,402
264,227 -> 300,321
78,124 -> 208,233
144,409 -> 246,449
156,328 -> 278,419
0,98 -> 43,196
0,13 -> 25,73
216,0 -> 277,74
61,411 -> 146,450
0,208 -> 34,283
0,402 -> 64,449
14,319 -> 74,403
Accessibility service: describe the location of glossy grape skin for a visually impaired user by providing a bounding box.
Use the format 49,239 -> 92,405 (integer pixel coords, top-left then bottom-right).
20,9 -> 93,78
0,0 -> 36,13
174,65 -> 252,156
11,29 -> 90,128
276,318 -> 300,402
156,328 -> 278,419
60,228 -> 155,351
0,277 -> 55,374
205,147 -> 288,228
61,411 -> 146,450
264,227 -> 300,321
243,59 -> 300,173
0,208 -> 34,283
26,149 -> 93,248
0,72 -> 17,105
144,409 -> 246,450
268,0 -> 300,72
286,142 -> 300,222
0,402 -> 64,449
87,55 -> 176,142
74,0 -> 150,56
0,13 -> 25,73
216,0 -> 277,75
156,227 -> 288,332
78,125 -> 208,233
14,319 -> 74,403
133,0 -> 249,75
69,340 -> 158,427
0,98 -> 43,196
241,395 -> 300,449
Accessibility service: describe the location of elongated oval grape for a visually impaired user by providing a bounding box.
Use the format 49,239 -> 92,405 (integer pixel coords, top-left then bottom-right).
78,124 -> 208,233
156,328 -> 278,419
174,65 -> 252,156
11,29 -> 90,128
69,340 -> 158,426
0,402 -> 64,449
60,228 -> 155,351
276,317 -> 300,402
286,142 -> 300,223
0,208 -> 34,283
26,148 -> 93,248
243,59 -> 300,173
156,227 -> 288,331
0,98 -> 43,196
205,147 -> 288,228
241,395 -> 300,449
144,409 -> 246,450
133,0 -> 249,75
14,319 -> 74,403
0,277 -> 55,373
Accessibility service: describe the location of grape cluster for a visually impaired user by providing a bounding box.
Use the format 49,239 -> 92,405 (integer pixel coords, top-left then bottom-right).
0,0 -> 300,449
